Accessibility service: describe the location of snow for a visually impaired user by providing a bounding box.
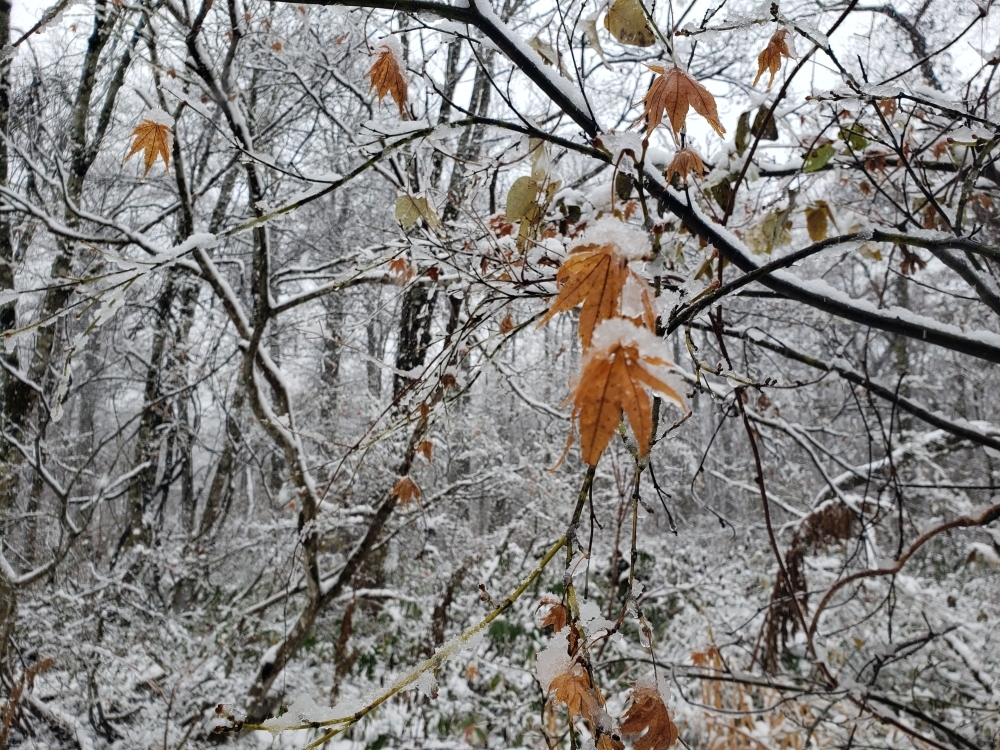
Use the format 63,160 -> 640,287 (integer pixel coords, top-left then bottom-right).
535,627 -> 573,691
570,216 -> 650,260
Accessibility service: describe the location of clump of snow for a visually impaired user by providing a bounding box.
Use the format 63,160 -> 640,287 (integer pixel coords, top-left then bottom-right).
579,598 -> 615,639
374,36 -> 408,81
142,108 -> 175,128
570,216 -> 650,260
536,627 -> 573,691
415,670 -> 438,698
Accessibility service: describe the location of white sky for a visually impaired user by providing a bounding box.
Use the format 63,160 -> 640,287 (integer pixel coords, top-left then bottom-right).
11,0 -> 61,35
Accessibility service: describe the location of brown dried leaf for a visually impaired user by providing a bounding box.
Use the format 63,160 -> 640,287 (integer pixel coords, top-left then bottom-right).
417,440 -> 433,462
366,42 -> 408,116
899,245 -> 926,276
540,599 -> 569,632
665,148 -> 705,185
640,66 -> 725,139
620,687 -> 678,750
391,476 -> 421,508
550,667 -> 602,724
537,243 -> 628,348
597,735 -> 625,750
753,29 -> 795,89
125,117 -> 172,177
572,333 -> 684,465
500,313 -> 515,335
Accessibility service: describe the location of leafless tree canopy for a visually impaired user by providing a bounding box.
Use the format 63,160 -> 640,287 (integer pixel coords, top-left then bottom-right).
0,0 -> 999,747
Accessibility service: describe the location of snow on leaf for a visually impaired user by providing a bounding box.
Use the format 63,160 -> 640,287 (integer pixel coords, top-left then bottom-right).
571,321 -> 685,465
124,112 -> 173,177
753,29 -> 795,89
366,39 -> 408,116
620,686 -> 678,750
640,66 -> 725,139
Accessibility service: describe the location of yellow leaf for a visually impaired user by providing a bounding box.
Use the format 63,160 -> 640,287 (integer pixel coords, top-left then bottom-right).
753,28 -> 795,89
805,202 -> 829,242
124,113 -> 173,177
604,0 -> 655,47
365,40 -> 408,116
395,195 -> 440,229
640,66 -> 725,139
620,687 -> 678,750
506,176 -> 540,221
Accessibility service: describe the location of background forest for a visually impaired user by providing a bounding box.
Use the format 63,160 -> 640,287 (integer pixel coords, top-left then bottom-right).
0,0 -> 999,747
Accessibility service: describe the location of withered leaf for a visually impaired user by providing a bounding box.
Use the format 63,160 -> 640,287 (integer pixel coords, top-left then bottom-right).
395,195 -> 441,229
604,0 -> 655,47
538,243 -> 628,348
665,148 -> 705,185
389,256 -> 415,283
550,667 -> 602,724
500,313 -> 515,335
572,328 -> 685,465
391,476 -> 421,508
417,440 -> 433,462
540,598 -> 569,632
620,687 -> 678,750
640,66 -> 725,139
899,245 -> 926,276
753,28 -> 795,89
366,42 -> 408,116
597,735 -> 625,750
125,116 -> 173,177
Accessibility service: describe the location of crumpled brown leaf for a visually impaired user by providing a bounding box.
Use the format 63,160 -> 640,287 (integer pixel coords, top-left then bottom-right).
366,41 -> 408,116
640,66 -> 725,139
620,686 -> 678,750
753,29 -> 795,89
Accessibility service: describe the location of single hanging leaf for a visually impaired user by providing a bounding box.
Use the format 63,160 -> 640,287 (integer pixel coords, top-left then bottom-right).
539,598 -> 569,631
391,476 -> 421,508
571,322 -> 685,465
395,195 -> 441,228
506,176 -> 540,221
803,142 -> 835,172
125,110 -> 174,177
583,14 -> 609,65
753,28 -> 795,89
665,148 -> 705,185
640,66 -> 725,139
751,107 -> 779,140
620,686 -> 678,750
549,666 -> 602,723
366,39 -> 408,116
604,0 -> 655,47
537,243 -> 627,348
805,202 -> 830,241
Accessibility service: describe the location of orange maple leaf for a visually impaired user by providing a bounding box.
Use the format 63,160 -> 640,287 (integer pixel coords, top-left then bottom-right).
665,148 -> 705,185
391,476 -> 421,508
550,666 -> 602,724
753,29 -> 795,89
389,257 -> 415,283
366,40 -> 408,116
540,598 -> 569,632
571,323 -> 685,465
620,687 -> 678,750
125,115 -> 173,177
537,243 -> 628,348
640,66 -> 725,139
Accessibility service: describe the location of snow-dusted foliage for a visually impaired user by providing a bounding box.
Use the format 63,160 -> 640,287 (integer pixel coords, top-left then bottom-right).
1,0 -> 999,749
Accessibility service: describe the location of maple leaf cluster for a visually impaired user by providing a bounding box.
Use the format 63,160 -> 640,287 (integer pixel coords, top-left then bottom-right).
365,38 -> 408,116
538,218 -> 685,466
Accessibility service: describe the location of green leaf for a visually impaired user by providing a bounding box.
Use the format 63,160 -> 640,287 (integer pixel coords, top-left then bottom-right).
735,112 -> 751,156
803,143 -> 835,173
839,123 -> 868,151
752,108 -> 778,141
